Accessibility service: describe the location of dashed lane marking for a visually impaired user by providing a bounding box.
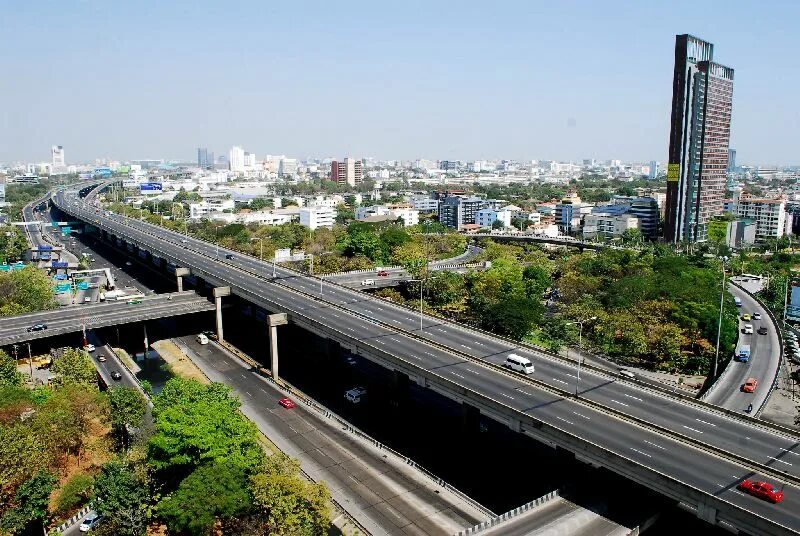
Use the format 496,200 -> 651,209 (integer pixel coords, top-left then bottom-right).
683,425 -> 704,434
630,447 -> 652,458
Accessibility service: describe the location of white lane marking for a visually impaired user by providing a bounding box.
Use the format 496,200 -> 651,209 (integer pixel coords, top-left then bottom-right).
450,371 -> 466,380
474,341 -> 486,346
644,440 -> 666,450
423,351 -> 436,357
623,393 -> 643,402
555,416 -> 574,426
499,393 -> 515,400
610,399 -> 629,407
436,328 -> 447,333
392,319 -> 403,324
466,369 -> 481,375
241,373 -> 247,379
572,411 -> 591,420
245,391 -> 252,397
364,309 -> 373,315
683,425 -> 704,434
630,447 -> 652,458
408,355 -> 422,361
260,388 -> 268,394
461,344 -> 472,350
695,418 -> 717,427
376,340 -> 386,345
515,388 -> 534,396
552,378 -> 568,385
332,313 -> 340,318
778,448 -> 800,457
767,456 -> 793,466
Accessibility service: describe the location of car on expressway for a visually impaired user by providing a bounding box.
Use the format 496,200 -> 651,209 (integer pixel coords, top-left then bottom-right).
737,479 -> 784,504
278,398 -> 295,409
753,312 -> 762,320
742,377 -> 758,393
97,354 -> 107,362
110,371 -> 122,381
126,299 -> 141,305
84,344 -> 96,352
78,513 -> 102,532
26,323 -> 47,332
742,313 -> 751,321
743,324 -> 754,334
377,270 -> 389,277
758,326 -> 768,335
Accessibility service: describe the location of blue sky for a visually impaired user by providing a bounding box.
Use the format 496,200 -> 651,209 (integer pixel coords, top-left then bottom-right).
1,1 -> 798,165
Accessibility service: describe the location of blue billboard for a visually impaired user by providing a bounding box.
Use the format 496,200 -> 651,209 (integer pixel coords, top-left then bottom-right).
140,183 -> 163,193
94,167 -> 113,178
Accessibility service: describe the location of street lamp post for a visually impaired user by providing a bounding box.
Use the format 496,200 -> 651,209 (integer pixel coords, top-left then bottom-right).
250,237 -> 264,261
713,256 -> 729,379
407,279 -> 424,331
566,316 -> 597,396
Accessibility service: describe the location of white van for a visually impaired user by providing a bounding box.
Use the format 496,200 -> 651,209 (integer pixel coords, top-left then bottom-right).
504,354 -> 534,374
196,333 -> 209,345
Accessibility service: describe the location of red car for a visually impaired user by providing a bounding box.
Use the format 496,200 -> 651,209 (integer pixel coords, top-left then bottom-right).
377,270 -> 389,277
742,377 -> 758,393
738,480 -> 784,503
278,398 -> 295,409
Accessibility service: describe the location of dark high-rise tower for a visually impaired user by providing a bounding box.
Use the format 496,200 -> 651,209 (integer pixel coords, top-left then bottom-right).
664,35 -> 734,243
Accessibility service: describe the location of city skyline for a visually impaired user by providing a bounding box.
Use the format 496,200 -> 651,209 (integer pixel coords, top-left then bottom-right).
2,1 -> 799,165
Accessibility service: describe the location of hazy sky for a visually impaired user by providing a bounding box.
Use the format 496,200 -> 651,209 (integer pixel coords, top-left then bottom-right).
2,1 -> 798,165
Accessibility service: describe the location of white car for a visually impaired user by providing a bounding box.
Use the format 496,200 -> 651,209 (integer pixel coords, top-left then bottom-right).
84,344 -> 96,352
619,369 -> 636,379
753,312 -> 762,320
79,513 -> 102,532
743,324 -> 754,335
361,279 -> 375,286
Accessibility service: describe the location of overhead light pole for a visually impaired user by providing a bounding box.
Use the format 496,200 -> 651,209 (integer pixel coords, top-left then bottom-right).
407,279 -> 424,332
713,256 -> 729,379
566,316 -> 597,396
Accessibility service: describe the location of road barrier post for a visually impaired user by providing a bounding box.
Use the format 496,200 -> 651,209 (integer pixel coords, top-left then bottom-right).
175,267 -> 190,292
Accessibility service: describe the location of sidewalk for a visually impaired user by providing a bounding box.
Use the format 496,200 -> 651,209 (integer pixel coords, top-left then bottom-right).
760,355 -> 799,428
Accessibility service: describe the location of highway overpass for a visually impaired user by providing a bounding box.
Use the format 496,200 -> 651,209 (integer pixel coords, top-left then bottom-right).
0,292 -> 215,346
51,183 -> 800,536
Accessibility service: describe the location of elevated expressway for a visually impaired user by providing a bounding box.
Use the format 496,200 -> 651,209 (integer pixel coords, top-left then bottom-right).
52,184 -> 800,536
0,292 -> 214,346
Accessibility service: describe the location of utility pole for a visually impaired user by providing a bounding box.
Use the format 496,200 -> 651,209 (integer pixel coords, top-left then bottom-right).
713,256 -> 729,379
26,343 -> 33,377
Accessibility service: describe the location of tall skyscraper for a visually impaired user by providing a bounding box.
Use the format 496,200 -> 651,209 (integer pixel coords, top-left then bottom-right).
51,145 -> 65,167
663,35 -> 734,243
330,157 -> 363,187
648,161 -> 659,180
197,147 -> 212,169
228,146 -> 245,172
728,148 -> 737,172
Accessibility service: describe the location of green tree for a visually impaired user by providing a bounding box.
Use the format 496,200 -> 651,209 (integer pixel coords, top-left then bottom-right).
109,387 -> 148,449
158,461 -> 250,536
0,471 -> 57,535
93,462 -> 151,536
0,349 -> 22,387
248,456 -> 330,536
491,219 -> 505,230
51,348 -> 97,387
0,266 -> 58,316
620,228 -> 643,245
54,472 -> 94,515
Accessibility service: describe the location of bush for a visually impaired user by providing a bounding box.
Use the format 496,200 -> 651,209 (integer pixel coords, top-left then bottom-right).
54,472 -> 94,515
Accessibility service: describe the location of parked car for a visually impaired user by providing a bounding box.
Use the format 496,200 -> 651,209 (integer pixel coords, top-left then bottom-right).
742,377 -> 758,393
737,480 -> 784,503
26,323 -> 47,332
278,398 -> 295,409
111,371 -> 122,381
79,513 -> 103,532
758,326 -> 768,335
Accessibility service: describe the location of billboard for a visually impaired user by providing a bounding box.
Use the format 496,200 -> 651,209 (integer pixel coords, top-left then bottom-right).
140,183 -> 163,194
667,163 -> 680,182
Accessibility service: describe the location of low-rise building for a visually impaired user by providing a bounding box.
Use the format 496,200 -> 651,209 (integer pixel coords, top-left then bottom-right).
439,196 -> 485,228
188,198 -> 235,219
475,208 -> 512,228
356,204 -> 419,227
409,196 -> 439,213
555,194 -> 592,235
732,193 -> 788,242
582,213 -> 639,240
299,206 -> 336,230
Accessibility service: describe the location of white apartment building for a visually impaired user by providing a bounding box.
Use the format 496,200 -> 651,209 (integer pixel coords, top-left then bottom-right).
409,196 -> 439,213
244,152 -> 256,169
307,195 -> 344,208
209,208 -> 298,226
582,213 -> 639,239
189,198 -> 235,219
51,145 -> 65,167
733,194 -> 788,242
279,158 -> 297,177
475,208 -> 513,228
300,206 -> 336,230
356,204 -> 419,227
229,146 -> 245,172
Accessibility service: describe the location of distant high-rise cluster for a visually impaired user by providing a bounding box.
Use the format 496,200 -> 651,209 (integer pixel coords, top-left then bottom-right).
197,147 -> 213,169
664,34 -> 734,243
330,157 -> 363,187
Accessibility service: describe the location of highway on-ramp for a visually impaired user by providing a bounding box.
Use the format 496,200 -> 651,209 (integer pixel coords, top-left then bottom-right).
52,185 -> 800,534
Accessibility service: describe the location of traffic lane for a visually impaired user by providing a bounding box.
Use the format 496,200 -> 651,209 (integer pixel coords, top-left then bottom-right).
79,207 -> 800,476
62,199 -> 800,484
90,344 -> 139,391
178,336 -> 487,534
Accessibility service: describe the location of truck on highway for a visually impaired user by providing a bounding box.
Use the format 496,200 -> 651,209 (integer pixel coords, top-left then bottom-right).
738,344 -> 751,362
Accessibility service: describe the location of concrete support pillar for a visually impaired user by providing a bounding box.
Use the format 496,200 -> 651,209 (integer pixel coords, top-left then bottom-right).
267,313 -> 288,379
696,498 -> 718,525
212,286 -> 231,342
391,370 -> 411,405
175,267 -> 190,292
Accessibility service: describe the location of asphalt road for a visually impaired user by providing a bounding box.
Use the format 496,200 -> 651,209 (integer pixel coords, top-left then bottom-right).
0,292 -> 213,346
704,281 -> 781,415
177,335 -> 488,535
53,187 -> 800,533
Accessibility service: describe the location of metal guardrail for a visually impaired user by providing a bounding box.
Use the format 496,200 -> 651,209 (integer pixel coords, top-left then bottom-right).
59,188 -> 800,484
456,490 -> 560,536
